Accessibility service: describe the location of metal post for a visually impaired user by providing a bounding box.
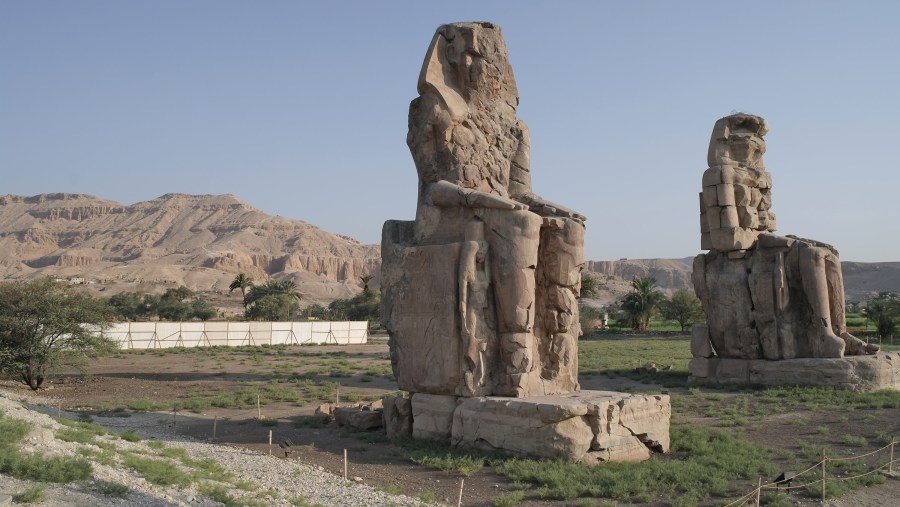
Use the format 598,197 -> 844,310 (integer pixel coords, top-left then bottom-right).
257,394 -> 261,419
213,416 -> 217,440
268,430 -> 273,455
343,449 -> 348,480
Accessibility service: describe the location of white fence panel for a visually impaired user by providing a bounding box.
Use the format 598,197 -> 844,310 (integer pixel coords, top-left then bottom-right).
103,321 -> 368,349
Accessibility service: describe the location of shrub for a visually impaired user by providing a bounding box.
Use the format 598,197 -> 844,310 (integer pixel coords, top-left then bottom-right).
12,484 -> 46,504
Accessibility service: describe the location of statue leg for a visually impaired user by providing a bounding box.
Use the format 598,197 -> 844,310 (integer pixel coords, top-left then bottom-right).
798,243 -> 845,358
823,250 -> 879,355
480,209 -> 541,395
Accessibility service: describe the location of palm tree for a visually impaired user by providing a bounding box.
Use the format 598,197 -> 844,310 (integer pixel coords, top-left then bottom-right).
620,277 -> 664,331
229,273 -> 253,298
243,279 -> 303,308
360,275 -> 373,294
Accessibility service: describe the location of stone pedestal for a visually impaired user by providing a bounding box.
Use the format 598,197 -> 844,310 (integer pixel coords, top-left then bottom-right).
689,352 -> 900,391
408,390 -> 670,464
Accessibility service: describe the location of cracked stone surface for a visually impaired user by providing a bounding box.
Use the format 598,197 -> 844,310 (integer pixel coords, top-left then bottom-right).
407,391 -> 671,464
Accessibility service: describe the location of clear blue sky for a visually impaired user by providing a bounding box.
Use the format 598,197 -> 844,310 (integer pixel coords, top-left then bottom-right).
2,1 -> 898,262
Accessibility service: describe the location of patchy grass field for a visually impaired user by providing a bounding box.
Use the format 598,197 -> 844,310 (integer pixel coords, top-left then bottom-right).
6,336 -> 899,507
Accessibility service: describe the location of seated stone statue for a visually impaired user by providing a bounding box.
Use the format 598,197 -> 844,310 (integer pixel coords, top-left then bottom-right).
692,114 -> 877,359
382,22 -> 586,397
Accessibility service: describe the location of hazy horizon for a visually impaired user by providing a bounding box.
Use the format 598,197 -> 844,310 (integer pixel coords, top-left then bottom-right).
3,1 -> 898,262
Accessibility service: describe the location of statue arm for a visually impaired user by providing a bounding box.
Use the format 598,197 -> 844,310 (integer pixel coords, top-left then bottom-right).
429,180 -> 527,210
517,192 -> 587,222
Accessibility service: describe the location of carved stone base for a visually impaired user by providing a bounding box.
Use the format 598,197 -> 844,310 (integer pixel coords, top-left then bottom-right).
689,352 -> 900,391
407,391 -> 670,464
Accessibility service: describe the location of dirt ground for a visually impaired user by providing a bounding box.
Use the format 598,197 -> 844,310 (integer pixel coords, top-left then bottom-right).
5,339 -> 899,507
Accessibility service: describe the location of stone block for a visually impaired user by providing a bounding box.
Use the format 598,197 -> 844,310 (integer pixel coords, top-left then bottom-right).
715,358 -> 751,384
702,167 -> 723,187
700,212 -> 709,233
719,206 -> 739,228
747,353 -> 900,391
411,393 -> 458,442
727,250 -> 747,259
451,391 -> 670,464
691,323 -> 712,358
0,495 -> 10,507
706,206 -> 722,229
382,396 -> 412,439
716,184 -> 736,206
349,410 -> 384,430
689,357 -> 715,378
702,186 -> 719,208
734,184 -> 751,206
700,232 -> 711,250
737,206 -> 759,229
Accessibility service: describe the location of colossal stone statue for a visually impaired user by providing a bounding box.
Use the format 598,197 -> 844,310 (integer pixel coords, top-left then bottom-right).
382,22 -> 585,398
380,22 -> 671,463
692,114 -> 879,365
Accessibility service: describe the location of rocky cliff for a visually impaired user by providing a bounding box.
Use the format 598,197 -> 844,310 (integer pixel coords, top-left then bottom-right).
0,193 -> 380,307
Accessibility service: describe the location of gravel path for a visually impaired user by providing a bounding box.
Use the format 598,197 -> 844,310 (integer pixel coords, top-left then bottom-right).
0,389 -> 425,507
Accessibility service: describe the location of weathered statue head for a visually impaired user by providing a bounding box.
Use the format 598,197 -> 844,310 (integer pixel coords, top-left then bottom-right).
707,114 -> 768,168
417,22 -> 518,115
701,113 -> 776,251
408,22 -> 528,202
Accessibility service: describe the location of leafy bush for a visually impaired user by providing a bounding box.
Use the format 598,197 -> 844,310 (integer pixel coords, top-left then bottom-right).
12,484 -> 46,504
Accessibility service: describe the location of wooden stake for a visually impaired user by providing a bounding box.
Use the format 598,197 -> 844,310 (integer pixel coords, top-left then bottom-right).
58,403 -> 61,417
257,394 -> 261,419
343,449 -> 348,480
890,440 -> 895,474
821,449 -> 826,502
457,478 -> 465,507
172,407 -> 176,426
755,477 -> 761,507
268,430 -> 273,455
336,387 -> 340,405
213,416 -> 217,440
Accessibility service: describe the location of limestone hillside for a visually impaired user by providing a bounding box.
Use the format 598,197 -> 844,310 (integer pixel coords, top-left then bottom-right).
0,193 -> 380,308
1,193 -> 896,312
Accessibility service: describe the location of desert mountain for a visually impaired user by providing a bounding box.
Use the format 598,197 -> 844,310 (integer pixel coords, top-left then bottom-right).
1,193 -> 896,313
0,193 -> 379,309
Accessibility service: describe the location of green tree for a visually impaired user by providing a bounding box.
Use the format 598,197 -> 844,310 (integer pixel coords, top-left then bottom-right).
0,279 -> 115,390
106,292 -> 145,321
243,280 -> 302,320
327,298 -> 350,320
304,303 -> 329,320
229,273 -> 254,309
660,289 -> 705,332
619,277 -> 665,331
155,286 -> 196,321
191,299 -> 217,321
863,292 -> 900,340
245,294 -> 296,321
580,273 -> 599,298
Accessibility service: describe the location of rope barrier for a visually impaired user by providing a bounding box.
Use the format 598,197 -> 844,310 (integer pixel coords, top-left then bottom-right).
824,442 -> 894,461
725,441 -> 896,504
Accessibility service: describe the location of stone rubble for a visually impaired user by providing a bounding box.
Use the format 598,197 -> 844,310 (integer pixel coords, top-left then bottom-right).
0,390 -> 423,507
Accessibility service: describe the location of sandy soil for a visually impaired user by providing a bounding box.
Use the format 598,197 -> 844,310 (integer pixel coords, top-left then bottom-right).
4,340 -> 898,507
